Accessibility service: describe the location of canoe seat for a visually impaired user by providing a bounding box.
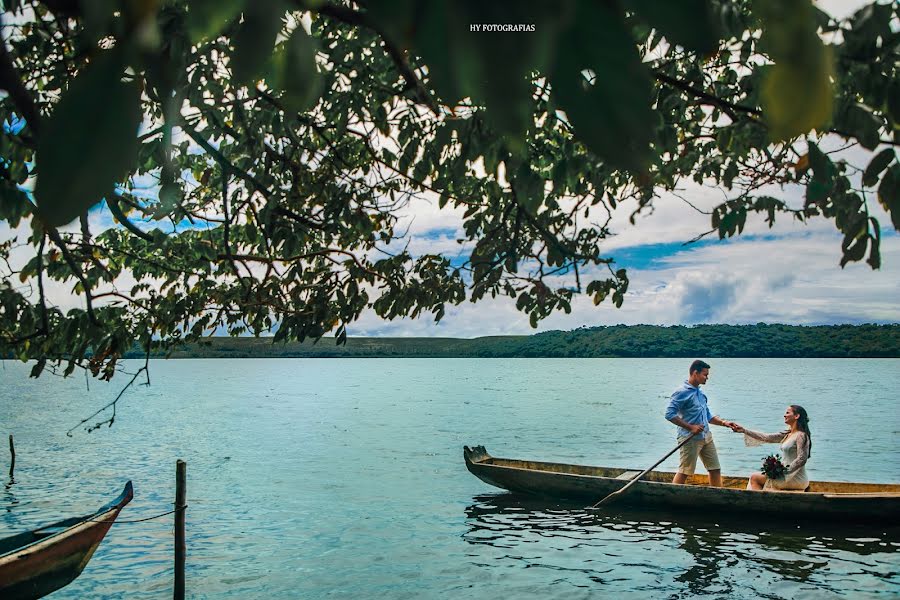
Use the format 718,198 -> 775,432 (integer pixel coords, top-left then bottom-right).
616,471 -> 642,481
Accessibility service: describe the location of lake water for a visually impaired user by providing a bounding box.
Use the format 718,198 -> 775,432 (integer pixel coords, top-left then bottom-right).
1,358 -> 899,598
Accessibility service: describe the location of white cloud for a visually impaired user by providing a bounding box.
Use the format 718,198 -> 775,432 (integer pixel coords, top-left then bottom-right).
654,234 -> 900,324
389,194 -> 465,240
348,230 -> 900,337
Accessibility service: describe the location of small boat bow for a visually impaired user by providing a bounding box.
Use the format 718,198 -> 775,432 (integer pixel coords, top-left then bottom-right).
0,481 -> 134,600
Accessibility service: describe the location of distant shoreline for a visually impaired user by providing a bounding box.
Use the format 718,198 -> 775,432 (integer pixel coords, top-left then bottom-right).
118,324 -> 900,359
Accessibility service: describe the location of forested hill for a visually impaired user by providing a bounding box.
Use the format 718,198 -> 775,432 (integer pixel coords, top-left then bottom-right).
144,324 -> 900,359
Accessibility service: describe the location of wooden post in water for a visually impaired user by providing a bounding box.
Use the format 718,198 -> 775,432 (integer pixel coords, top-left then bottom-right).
8,435 -> 14,478
174,459 -> 186,600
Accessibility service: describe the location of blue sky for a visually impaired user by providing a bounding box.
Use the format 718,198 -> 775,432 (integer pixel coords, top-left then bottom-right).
356,144 -> 900,337
354,223 -> 900,338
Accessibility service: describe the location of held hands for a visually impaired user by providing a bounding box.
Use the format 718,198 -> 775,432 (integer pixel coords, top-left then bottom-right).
729,422 -> 745,434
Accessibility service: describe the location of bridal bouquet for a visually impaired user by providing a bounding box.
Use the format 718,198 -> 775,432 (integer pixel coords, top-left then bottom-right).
761,454 -> 787,479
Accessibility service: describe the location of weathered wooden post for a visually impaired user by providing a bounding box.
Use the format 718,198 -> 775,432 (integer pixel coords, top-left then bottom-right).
174,459 -> 186,600
8,435 -> 14,478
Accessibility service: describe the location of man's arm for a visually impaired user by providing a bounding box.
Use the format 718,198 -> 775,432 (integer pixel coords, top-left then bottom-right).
668,416 -> 704,435
665,390 -> 704,435
709,415 -> 735,429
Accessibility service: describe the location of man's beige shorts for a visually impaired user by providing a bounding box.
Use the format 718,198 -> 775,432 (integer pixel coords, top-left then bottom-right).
677,435 -> 721,475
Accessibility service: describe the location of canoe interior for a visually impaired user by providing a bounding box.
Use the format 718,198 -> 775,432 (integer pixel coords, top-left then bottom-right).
0,516 -> 87,557
474,454 -> 900,494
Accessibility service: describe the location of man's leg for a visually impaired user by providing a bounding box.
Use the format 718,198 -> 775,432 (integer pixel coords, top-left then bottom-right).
699,438 -> 722,487
673,437 -> 698,485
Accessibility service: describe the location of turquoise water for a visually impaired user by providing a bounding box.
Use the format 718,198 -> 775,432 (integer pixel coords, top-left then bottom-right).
1,358 -> 898,598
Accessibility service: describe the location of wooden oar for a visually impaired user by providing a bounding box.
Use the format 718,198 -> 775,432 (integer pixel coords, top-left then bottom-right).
588,431 -> 699,509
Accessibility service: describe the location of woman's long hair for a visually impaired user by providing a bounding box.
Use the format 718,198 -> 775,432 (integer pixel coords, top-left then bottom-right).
790,404 -> 812,456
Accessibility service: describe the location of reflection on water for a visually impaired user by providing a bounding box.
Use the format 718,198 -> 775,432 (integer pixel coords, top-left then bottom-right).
2,477 -> 18,518
464,493 -> 900,598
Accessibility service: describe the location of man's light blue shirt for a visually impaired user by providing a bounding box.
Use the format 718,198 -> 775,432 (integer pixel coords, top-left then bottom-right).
665,381 -> 713,439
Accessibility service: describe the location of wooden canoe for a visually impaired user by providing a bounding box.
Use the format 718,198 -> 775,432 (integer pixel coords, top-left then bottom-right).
464,446 -> 900,523
0,481 -> 134,600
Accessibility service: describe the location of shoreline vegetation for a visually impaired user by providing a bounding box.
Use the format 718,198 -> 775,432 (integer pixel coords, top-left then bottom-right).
122,324 -> 899,359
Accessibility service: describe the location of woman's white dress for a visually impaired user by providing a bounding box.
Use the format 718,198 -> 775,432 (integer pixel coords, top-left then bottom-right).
743,429 -> 810,490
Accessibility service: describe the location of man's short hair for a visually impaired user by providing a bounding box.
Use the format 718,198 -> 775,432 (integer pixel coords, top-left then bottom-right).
690,359 -> 711,374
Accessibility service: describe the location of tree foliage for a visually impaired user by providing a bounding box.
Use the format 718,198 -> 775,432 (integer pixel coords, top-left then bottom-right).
134,324 -> 900,359
0,0 -> 897,380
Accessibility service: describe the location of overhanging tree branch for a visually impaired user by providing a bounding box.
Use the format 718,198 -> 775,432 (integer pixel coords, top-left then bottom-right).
107,195 -> 154,241
45,225 -> 98,325
654,71 -> 762,122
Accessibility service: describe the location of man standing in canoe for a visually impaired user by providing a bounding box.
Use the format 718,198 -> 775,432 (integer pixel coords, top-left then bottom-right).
664,360 -> 736,487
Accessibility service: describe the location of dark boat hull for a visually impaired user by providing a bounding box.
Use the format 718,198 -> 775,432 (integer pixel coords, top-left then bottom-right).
464,446 -> 900,523
0,481 -> 133,600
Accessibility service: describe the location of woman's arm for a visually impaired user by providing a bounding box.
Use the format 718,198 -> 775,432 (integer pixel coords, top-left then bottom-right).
741,428 -> 787,446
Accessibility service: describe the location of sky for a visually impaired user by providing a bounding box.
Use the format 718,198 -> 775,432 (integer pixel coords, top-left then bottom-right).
351,176 -> 900,337
2,0 -> 896,339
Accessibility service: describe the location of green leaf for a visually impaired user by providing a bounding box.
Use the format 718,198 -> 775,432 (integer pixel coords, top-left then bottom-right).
482,141 -> 501,176
363,0 -> 416,49
267,25 -> 322,114
410,0 -> 464,104
0,182 -> 32,228
624,0 -> 721,54
80,0 -> 115,43
30,357 -> 46,378
877,163 -> 900,231
512,162 -> 544,215
550,2 -> 655,172
755,0 -> 834,141
866,217 -> 881,269
807,142 -> 834,183
187,0 -> 245,43
844,3 -> 894,60
840,233 -> 868,267
887,77 -> 900,128
516,293 -> 529,311
804,179 -> 829,204
35,50 -> 142,228
158,182 -> 183,209
552,158 -> 568,194
841,104 -> 883,150
432,122 -> 454,155
862,149 -> 895,187
231,0 -> 285,85
398,142 -> 418,174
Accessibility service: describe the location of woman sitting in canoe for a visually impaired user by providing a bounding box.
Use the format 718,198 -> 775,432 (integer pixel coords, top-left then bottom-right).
731,405 -> 811,491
